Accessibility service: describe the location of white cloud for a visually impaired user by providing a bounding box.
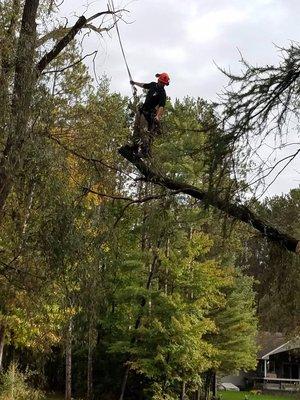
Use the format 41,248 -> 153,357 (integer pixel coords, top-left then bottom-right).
187,7 -> 249,43
152,46 -> 187,64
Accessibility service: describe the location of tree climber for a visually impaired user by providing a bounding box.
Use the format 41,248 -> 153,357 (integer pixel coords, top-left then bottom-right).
129,72 -> 170,157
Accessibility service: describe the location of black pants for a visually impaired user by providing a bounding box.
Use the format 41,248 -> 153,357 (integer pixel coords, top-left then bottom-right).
132,109 -> 160,156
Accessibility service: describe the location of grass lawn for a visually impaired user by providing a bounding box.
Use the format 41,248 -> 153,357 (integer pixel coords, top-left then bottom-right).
45,392 -> 297,400
220,391 -> 297,400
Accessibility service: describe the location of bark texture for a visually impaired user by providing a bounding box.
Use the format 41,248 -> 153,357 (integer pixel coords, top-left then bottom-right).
0,0 -> 39,215
119,145 -> 300,254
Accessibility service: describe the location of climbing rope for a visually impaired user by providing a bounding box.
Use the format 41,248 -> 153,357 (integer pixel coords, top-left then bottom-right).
109,0 -> 137,98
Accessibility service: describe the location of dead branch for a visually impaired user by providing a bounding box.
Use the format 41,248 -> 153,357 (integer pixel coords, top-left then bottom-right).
42,50 -> 98,74
247,148 -> 300,189
37,26 -> 69,47
36,15 -> 87,73
36,10 -> 123,74
36,10 -> 124,47
217,44 -> 300,196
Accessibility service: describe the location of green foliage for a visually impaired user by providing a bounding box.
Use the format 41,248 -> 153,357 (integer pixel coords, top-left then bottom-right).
0,363 -> 44,400
0,4 -> 260,398
241,189 -> 300,334
212,273 -> 258,373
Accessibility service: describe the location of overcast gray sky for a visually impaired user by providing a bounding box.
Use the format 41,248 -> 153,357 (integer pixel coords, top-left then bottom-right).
57,0 -> 300,197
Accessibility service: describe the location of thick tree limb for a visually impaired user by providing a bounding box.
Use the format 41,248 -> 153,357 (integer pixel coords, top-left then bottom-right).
36,15 -> 87,73
119,145 -> 300,254
36,10 -> 120,74
37,26 -> 70,47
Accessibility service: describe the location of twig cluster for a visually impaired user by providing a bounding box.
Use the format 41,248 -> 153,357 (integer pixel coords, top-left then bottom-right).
219,43 -> 300,195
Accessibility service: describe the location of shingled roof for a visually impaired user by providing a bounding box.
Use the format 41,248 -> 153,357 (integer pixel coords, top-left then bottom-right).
257,332 -> 300,359
257,332 -> 287,359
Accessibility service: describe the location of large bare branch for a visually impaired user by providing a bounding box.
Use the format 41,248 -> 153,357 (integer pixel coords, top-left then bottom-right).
36,15 -> 87,73
36,10 -> 121,47
119,145 -> 300,254
36,10 -> 121,74
37,26 -> 69,47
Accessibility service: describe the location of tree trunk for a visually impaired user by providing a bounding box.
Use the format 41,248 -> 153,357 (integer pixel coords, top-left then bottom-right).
65,320 -> 72,400
21,182 -> 35,236
87,325 -> 93,400
211,370 -> 217,398
119,145 -> 300,254
164,238 -> 170,294
204,371 -> 211,400
196,384 -> 201,400
0,0 -> 39,215
119,364 -> 130,400
17,181 -> 36,253
0,0 -> 21,134
180,381 -> 186,400
0,325 -> 5,371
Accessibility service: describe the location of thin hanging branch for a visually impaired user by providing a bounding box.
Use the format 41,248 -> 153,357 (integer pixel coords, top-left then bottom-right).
217,44 -> 300,197
42,50 -> 98,74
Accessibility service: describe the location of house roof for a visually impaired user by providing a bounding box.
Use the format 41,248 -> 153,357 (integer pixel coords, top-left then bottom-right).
257,332 -> 300,359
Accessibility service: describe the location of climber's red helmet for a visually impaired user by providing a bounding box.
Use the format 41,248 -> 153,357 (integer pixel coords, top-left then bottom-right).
156,72 -> 170,86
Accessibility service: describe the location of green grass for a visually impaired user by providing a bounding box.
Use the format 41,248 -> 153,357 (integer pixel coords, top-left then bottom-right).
46,395 -> 64,400
220,391 -> 297,400
45,391 -> 297,400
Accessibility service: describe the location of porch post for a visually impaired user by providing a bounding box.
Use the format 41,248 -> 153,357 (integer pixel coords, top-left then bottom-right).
264,359 -> 267,378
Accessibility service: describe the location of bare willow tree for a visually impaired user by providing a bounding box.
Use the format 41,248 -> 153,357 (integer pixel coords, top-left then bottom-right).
0,0 -> 124,217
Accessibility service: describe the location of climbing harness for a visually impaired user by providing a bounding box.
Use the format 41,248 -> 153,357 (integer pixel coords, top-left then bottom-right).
108,0 -> 137,98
